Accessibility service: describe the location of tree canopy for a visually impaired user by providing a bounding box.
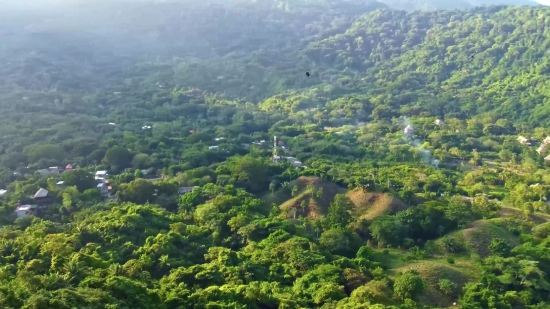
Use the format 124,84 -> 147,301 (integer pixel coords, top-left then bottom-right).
1,1 -> 550,308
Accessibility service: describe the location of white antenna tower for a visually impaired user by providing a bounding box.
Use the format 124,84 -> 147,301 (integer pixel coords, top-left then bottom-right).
273,136 -> 277,157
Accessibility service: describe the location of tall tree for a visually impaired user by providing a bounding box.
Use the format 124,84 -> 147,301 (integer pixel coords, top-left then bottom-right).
393,269 -> 425,301
326,194 -> 354,228
63,169 -> 96,192
103,146 -> 133,169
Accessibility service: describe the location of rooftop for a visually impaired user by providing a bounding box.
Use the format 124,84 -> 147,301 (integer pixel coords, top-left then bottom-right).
34,188 -> 49,198
178,186 -> 195,194
16,205 -> 32,211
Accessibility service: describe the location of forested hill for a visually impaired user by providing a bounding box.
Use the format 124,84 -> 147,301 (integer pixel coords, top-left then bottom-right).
3,4 -> 550,157
5,1 -> 550,309
302,6 -> 550,124
0,0 -> 386,95
377,0 -> 539,11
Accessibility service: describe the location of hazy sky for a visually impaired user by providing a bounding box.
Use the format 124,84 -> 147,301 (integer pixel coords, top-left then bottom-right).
0,0 -> 547,17
0,0 -> 140,12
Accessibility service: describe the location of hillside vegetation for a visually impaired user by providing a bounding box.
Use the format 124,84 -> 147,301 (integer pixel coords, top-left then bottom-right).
347,189 -> 410,220
2,1 -> 550,308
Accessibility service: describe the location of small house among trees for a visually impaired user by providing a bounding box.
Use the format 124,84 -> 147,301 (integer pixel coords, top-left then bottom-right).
97,183 -> 109,196
15,204 -> 35,218
34,188 -> 51,205
95,170 -> 108,183
517,135 -> 531,145
178,186 -> 199,195
36,166 -> 60,176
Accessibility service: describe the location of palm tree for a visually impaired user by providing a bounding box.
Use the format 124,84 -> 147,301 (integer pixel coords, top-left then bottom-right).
43,272 -> 66,289
291,185 -> 299,197
283,168 -> 296,182
159,254 -> 171,270
108,263 -> 124,276
300,200 -> 307,214
310,187 -> 317,197
62,256 -> 83,283
281,181 -> 291,195
442,237 -> 457,253
316,187 -> 324,199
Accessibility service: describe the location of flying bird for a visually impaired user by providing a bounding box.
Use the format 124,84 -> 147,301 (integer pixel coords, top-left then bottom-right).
305,72 -> 310,77
469,53 -> 476,59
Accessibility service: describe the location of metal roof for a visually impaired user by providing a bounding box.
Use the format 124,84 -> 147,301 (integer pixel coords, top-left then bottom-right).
34,188 -> 49,198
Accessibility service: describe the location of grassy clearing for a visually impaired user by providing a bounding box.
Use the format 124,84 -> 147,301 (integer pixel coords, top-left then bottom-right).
346,189 -> 410,221
498,206 -> 550,225
261,176 -> 345,219
461,220 -> 520,257
432,219 -> 520,258
532,221 -> 550,237
394,260 -> 472,307
372,247 -> 478,308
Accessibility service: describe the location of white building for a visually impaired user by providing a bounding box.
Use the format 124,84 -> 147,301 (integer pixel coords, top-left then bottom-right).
537,144 -> 547,155
15,205 -> 33,218
97,183 -> 109,196
34,188 -> 49,199
284,157 -> 297,163
178,186 -> 200,195
517,136 -> 530,145
36,166 -> 60,176
404,125 -> 414,135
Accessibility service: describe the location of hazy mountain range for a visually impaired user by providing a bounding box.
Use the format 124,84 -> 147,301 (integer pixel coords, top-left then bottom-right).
376,0 -> 541,11
0,0 -> 545,14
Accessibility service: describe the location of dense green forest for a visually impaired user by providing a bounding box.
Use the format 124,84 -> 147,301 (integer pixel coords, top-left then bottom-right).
3,1 -> 550,308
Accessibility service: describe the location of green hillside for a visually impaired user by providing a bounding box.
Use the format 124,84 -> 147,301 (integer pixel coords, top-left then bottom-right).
1,1 -> 550,309
298,6 -> 550,125
378,0 -> 539,11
